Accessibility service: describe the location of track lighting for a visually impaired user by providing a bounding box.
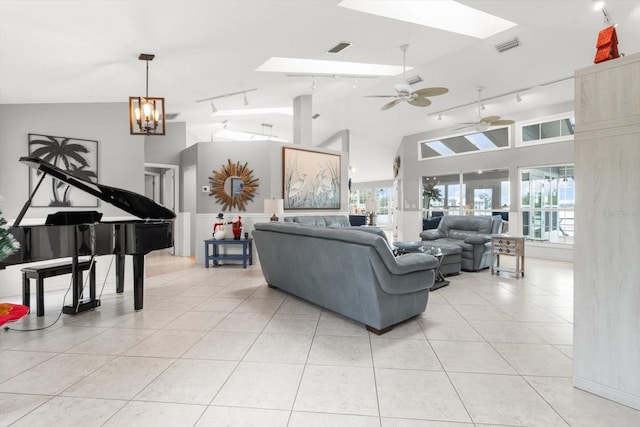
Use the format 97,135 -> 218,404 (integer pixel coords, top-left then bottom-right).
437,112 -> 442,120
480,102 -> 486,111
516,93 -> 522,102
311,76 -> 317,90
196,88 -> 257,113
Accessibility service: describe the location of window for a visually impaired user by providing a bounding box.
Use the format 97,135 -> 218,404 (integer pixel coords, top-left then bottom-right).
349,189 -> 371,214
375,187 -> 393,225
517,113 -> 574,146
422,169 -> 508,217
473,188 -> 493,211
462,169 -> 509,216
419,127 -> 510,159
520,165 -> 574,244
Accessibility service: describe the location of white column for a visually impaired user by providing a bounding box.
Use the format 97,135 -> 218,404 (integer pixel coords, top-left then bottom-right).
293,95 -> 312,146
573,52 -> 640,410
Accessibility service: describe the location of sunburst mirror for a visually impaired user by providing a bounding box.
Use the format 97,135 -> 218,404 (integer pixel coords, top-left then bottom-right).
209,159 -> 259,211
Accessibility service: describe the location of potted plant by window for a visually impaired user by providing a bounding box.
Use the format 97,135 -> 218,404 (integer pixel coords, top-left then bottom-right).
422,180 -> 442,217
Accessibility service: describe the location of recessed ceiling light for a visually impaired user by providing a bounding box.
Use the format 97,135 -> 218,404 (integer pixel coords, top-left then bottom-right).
256,57 -> 407,76
338,0 -> 517,39
211,107 -> 293,117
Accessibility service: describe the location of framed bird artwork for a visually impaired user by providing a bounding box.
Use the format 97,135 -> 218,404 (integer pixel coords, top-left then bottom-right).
282,147 -> 341,209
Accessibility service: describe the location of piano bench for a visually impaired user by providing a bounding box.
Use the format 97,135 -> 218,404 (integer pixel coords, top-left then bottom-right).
21,259 -> 96,317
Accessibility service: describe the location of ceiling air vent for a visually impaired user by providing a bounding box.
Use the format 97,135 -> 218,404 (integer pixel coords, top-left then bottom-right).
406,75 -> 423,85
494,37 -> 520,53
326,41 -> 352,54
165,113 -> 180,120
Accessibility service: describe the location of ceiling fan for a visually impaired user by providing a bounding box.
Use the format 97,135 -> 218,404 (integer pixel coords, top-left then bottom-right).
365,44 -> 448,111
456,87 -> 515,131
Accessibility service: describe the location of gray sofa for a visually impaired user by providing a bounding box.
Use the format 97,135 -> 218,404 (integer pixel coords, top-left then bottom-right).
252,221 -> 438,334
419,215 -> 502,272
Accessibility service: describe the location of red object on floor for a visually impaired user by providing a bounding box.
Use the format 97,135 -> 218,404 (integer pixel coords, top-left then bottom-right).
0,303 -> 29,326
594,25 -> 619,64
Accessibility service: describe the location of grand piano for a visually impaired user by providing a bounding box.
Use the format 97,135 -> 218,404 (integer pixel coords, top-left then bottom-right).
0,156 -> 175,314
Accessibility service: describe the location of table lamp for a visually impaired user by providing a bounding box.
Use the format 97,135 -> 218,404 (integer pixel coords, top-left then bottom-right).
264,198 -> 284,222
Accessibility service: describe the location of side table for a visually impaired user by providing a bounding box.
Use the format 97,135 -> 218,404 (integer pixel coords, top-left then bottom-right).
204,238 -> 253,268
491,235 -> 525,278
392,241 -> 449,291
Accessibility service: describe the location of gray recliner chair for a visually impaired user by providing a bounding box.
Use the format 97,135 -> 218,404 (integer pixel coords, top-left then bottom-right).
419,215 -> 502,271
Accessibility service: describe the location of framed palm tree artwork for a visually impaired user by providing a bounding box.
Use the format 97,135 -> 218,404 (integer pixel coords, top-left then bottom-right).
28,133 -> 98,207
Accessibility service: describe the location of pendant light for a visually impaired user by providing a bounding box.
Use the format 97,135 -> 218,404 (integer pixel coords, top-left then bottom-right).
129,53 -> 165,135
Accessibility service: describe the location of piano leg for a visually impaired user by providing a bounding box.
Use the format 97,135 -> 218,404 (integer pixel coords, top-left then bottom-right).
116,253 -> 125,294
132,254 -> 144,311
62,257 -> 100,315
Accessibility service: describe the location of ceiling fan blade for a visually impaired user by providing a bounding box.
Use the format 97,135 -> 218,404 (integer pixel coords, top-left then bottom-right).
489,119 -> 515,125
480,116 -> 501,124
408,96 -> 431,107
457,121 -> 480,125
413,87 -> 449,97
364,95 -> 398,98
381,99 -> 401,110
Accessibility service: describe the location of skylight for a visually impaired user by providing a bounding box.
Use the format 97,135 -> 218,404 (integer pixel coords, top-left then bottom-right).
426,141 -> 455,156
255,57 -> 407,76
420,127 -> 509,159
465,133 -> 498,150
338,0 -> 517,39
211,107 -> 293,117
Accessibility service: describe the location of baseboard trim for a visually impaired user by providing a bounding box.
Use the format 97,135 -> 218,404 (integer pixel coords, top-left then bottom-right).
574,376 -> 640,410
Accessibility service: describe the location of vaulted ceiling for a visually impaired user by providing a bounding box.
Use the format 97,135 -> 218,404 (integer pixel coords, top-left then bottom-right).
2,1 -> 639,182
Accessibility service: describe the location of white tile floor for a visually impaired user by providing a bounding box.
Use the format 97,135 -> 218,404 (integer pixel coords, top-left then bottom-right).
1,252 -> 640,426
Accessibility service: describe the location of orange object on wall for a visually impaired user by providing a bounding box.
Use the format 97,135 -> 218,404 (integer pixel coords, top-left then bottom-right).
594,25 -> 620,64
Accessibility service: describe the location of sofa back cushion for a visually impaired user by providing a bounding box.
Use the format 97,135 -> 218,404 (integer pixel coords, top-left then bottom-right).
439,215 -> 493,238
284,215 -> 351,227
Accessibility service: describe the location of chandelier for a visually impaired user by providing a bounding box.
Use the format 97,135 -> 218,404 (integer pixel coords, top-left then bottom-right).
129,53 -> 165,135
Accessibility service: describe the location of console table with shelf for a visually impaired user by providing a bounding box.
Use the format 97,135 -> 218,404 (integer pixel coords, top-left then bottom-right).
204,238 -> 253,268
490,235 -> 525,278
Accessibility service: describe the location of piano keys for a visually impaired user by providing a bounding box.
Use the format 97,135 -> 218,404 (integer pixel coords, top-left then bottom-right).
0,156 -> 175,314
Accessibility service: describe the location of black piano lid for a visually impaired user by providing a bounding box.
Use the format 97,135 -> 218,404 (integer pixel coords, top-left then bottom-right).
20,156 -> 176,220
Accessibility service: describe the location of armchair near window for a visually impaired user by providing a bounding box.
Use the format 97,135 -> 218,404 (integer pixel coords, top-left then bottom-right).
420,215 -> 503,271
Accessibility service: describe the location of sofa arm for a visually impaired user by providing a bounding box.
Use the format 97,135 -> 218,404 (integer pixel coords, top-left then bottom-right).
391,253 -> 439,274
376,253 -> 438,295
464,234 -> 492,245
420,229 -> 444,240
